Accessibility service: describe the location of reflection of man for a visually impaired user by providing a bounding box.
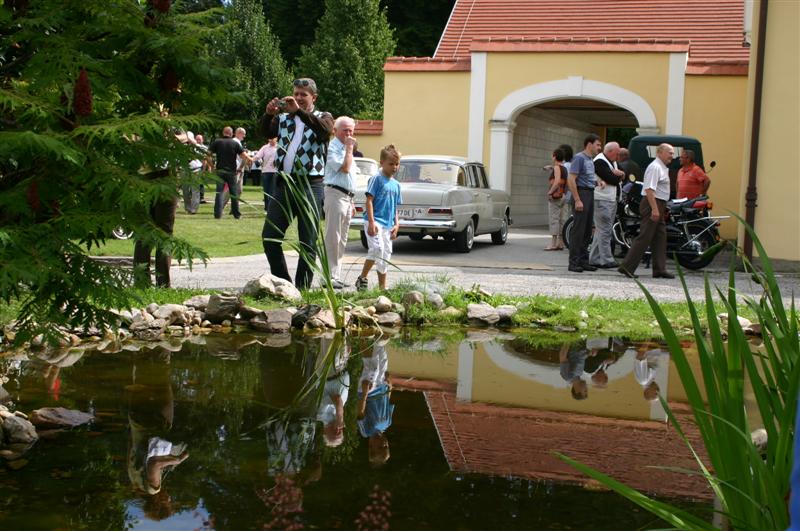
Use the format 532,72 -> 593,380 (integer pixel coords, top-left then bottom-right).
316,339 -> 351,447
566,134 -> 602,273
126,351 -> 188,520
358,338 -> 394,466
259,78 -> 334,289
323,116 -> 358,289
558,343 -> 589,400
633,348 -> 663,401
676,150 -> 710,199
619,143 -> 675,279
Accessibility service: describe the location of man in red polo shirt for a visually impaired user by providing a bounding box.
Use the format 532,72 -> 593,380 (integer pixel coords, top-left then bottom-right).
676,150 -> 710,199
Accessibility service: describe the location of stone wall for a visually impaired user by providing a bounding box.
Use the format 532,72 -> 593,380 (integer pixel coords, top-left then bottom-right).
510,108 -> 599,227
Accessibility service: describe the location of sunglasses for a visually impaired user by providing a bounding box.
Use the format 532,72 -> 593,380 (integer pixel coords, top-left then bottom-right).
293,79 -> 311,87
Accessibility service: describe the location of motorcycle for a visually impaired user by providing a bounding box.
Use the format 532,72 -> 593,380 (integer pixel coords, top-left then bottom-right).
562,181 -> 728,270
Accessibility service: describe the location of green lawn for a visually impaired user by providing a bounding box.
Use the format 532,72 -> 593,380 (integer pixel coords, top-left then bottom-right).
90,185 -> 361,258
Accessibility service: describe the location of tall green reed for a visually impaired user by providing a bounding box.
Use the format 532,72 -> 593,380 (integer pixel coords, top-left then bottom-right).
559,222 -> 798,530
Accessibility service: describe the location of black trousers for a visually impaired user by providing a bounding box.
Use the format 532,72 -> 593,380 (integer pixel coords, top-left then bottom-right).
133,196 -> 177,288
620,199 -> 668,276
262,175 -> 324,289
568,188 -> 595,267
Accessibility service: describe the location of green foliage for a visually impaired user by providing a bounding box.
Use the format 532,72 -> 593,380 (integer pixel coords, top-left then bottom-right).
263,0 -> 325,66
559,224 -> 799,530
381,0 -> 454,57
296,0 -> 396,119
222,0 -> 293,128
0,0 -> 228,342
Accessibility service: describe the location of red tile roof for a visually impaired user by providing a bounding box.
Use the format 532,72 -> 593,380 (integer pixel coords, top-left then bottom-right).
384,57 -> 472,71
355,119 -> 383,135
435,0 -> 749,67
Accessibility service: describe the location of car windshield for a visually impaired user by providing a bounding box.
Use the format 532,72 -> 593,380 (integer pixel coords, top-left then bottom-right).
396,161 -> 461,185
354,159 -> 378,176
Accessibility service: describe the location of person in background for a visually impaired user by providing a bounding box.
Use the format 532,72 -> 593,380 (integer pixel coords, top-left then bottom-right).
588,141 -> 624,268
545,147 -> 568,250
253,137 -> 278,211
353,140 -> 364,158
676,149 -> 710,199
355,145 -> 402,292
566,134 -> 602,273
208,126 -> 251,220
618,147 -> 642,183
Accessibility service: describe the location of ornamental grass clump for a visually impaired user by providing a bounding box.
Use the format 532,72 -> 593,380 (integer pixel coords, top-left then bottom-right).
559,222 -> 798,530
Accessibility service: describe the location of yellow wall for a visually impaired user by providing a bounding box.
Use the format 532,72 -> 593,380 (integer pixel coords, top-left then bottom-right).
683,75 -> 748,240
740,0 -> 800,261
482,52 -> 671,161
354,134 -> 388,163
380,70 -> 471,157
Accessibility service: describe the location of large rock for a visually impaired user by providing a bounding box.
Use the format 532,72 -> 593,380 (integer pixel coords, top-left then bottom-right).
238,305 -> 264,320
350,307 -> 377,326
426,293 -> 444,309
375,311 -> 403,327
205,293 -> 241,324
242,274 -> 302,302
130,318 -> 167,341
374,296 -> 393,313
496,305 -> 518,322
306,309 -> 337,329
29,407 -> 94,429
439,306 -> 462,319
251,309 -> 293,333
2,415 -> 38,445
182,295 -> 211,311
291,305 -> 322,328
467,303 -> 500,325
153,304 -> 189,325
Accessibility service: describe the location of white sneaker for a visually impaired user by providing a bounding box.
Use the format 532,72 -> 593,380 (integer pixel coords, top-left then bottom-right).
331,278 -> 346,289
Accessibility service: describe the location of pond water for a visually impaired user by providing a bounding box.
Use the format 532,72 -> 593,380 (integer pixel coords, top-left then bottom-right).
0,329 -> 711,530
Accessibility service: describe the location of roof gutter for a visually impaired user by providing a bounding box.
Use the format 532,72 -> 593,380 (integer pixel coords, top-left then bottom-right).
743,0 -> 769,259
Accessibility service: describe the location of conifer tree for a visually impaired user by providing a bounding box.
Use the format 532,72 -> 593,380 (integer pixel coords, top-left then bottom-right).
222,0 -> 293,127
0,0 -> 228,342
296,0 -> 396,119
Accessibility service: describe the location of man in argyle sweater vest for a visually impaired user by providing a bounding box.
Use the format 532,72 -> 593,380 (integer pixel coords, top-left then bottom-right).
258,78 -> 334,289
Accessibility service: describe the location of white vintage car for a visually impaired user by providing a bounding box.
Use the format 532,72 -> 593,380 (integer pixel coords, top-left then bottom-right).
350,155 -> 511,253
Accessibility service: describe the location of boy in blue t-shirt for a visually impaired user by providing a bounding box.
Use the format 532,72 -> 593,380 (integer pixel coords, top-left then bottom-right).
355,145 -> 402,291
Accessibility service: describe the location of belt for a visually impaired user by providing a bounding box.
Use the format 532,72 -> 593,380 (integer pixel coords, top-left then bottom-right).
326,184 -> 354,197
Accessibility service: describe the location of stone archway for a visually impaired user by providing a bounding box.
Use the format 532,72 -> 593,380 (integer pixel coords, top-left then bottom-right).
486,77 -> 660,193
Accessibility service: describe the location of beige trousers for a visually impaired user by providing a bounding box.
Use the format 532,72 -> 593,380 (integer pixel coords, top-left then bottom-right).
323,186 -> 353,280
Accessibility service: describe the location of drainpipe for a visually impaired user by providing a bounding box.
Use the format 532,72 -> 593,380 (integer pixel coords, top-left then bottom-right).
743,0 -> 769,259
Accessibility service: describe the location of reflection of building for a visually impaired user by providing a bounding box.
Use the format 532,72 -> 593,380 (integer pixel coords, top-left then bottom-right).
388,339 -> 710,500
358,0 -> 800,261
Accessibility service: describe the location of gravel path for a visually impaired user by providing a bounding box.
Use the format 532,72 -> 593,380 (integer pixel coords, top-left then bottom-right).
171,227 -> 799,304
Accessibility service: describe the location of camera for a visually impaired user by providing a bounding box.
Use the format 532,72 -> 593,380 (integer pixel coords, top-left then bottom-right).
277,99 -> 287,110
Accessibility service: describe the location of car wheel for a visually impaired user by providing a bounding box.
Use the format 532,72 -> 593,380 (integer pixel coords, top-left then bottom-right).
360,230 -> 368,249
454,219 -> 475,253
408,233 -> 424,241
491,213 -> 509,244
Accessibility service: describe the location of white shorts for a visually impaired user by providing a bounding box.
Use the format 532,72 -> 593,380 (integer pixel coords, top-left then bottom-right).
365,225 -> 393,274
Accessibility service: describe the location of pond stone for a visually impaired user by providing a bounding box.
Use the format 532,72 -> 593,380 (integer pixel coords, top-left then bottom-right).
307,309 -> 337,329
7,458 -> 29,470
375,311 -> 403,327
252,309 -> 293,333
375,296 -> 393,313
402,291 -> 424,310
29,407 -> 94,429
242,274 -> 302,302
426,293 -> 444,309
350,307 -> 377,326
146,303 -> 159,314
291,305 -> 321,328
3,416 -> 38,445
496,305 -> 518,322
153,304 -> 189,325
238,305 -> 263,320
183,295 -> 211,311
205,293 -> 241,324
439,306 -> 462,318
467,303 -> 499,325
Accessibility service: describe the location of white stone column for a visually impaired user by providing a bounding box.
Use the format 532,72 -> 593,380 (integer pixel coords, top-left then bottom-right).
468,52 -> 488,162
488,119 -> 516,192
456,341 -> 474,402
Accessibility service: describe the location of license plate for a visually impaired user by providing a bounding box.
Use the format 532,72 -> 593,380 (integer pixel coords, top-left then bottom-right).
397,207 -> 424,219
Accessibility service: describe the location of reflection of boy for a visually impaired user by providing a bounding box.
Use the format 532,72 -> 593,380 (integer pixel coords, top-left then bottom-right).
317,370 -> 349,447
559,344 -> 589,400
634,348 -> 662,401
357,339 -> 394,465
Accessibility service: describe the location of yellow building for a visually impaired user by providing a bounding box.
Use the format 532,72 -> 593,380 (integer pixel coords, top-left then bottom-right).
357,0 -> 796,252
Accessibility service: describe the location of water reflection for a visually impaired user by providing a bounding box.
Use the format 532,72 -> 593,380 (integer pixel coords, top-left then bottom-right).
0,329 -> 714,530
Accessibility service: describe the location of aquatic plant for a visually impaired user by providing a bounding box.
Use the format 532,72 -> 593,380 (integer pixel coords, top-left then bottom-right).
559,224 -> 798,530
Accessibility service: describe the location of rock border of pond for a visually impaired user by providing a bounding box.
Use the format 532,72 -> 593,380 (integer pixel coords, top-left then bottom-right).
0,273 -> 763,354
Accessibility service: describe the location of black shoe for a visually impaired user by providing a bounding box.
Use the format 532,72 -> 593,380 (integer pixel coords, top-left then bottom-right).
568,265 -> 584,273
580,263 -> 598,272
618,267 -> 638,279
653,272 -> 675,279
595,262 -> 618,269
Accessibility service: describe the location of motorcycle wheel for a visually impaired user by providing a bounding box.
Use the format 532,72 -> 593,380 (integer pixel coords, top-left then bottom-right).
111,226 -> 134,240
675,227 -> 718,270
561,216 -> 576,250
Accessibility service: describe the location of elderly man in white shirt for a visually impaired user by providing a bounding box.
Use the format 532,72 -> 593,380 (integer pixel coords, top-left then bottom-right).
323,116 -> 358,289
619,143 -> 676,279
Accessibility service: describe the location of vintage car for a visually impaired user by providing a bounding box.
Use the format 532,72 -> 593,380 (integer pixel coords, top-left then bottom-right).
352,156 -> 379,190
350,155 -> 511,253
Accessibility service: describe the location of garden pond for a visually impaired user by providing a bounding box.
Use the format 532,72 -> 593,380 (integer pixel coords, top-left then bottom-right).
0,328 -> 716,530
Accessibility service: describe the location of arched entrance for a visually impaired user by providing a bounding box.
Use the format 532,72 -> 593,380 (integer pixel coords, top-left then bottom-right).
486,77 -> 660,226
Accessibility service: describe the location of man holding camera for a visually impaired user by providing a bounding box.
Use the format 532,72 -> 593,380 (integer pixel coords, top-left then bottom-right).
258,78 -> 334,289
